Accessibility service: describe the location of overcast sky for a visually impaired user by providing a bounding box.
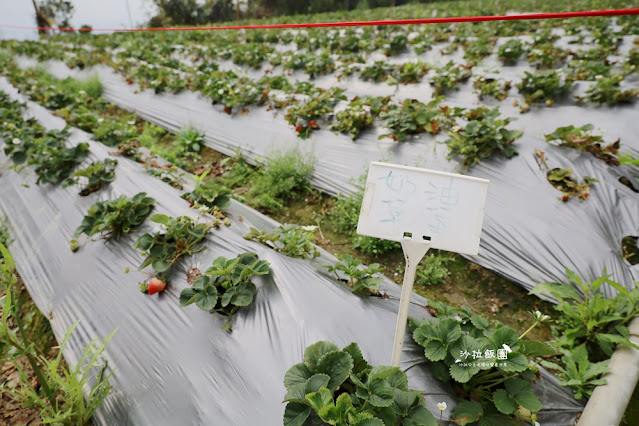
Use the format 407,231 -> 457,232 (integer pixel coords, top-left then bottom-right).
0,0 -> 158,40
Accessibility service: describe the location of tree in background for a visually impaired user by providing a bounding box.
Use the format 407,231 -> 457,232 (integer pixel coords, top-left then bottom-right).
246,0 -> 407,17
147,0 -> 423,26
31,0 -> 75,33
149,0 -> 235,27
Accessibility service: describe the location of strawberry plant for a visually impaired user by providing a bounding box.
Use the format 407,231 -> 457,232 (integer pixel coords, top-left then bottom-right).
379,98 -> 447,142
348,96 -> 392,117
445,106 -> 522,168
231,43 -> 273,69
282,52 -> 312,71
497,39 -> 527,64
135,214 -> 212,278
527,43 -> 568,69
131,64 -> 187,94
565,60 -> 612,83
546,168 -> 597,202
624,46 -> 639,74
28,134 -> 90,185
108,140 -> 142,161
65,159 -> 118,196
384,33 -> 408,56
329,105 -> 374,140
410,301 -> 550,425
305,50 -> 336,78
74,192 -> 155,241
360,61 -> 391,83
181,171 -> 232,214
326,254 -> 383,296
544,124 -> 620,166
464,35 -> 496,63
410,32 -> 433,54
531,30 -> 559,46
395,62 -> 430,85
575,74 -> 639,105
285,88 -> 346,139
244,225 -> 320,259
93,119 -> 139,147
201,71 -> 269,114
517,70 -> 572,107
592,26 -> 623,51
146,165 -> 185,190
282,340 -> 438,426
179,252 -> 270,330
430,61 -> 472,95
473,77 -> 512,101
2,124 -> 44,166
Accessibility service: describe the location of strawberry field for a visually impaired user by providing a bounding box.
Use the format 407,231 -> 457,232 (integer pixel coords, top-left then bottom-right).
1,0 -> 639,425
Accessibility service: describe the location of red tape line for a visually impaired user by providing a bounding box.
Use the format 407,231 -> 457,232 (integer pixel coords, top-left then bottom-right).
1,8 -> 638,32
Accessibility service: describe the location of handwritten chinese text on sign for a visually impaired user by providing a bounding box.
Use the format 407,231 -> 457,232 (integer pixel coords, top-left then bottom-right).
356,162 -> 489,256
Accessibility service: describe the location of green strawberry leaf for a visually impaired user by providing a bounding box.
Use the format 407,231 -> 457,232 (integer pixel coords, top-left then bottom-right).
284,363 -> 312,389
283,402 -> 311,426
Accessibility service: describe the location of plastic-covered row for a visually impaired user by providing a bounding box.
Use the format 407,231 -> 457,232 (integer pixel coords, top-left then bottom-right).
15,38 -> 639,298
0,78 -> 583,424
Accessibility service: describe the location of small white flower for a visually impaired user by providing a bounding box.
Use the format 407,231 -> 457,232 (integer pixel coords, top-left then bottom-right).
198,205 -> 209,213
535,422 -> 541,426
79,90 -> 86,95
502,344 -> 512,353
128,120 -> 136,125
97,118 -> 104,123
454,315 -> 463,323
534,310 -> 550,321
12,138 -> 20,145
595,75 -> 603,80
437,402 -> 447,411
218,89 -> 225,94
301,225 -> 317,231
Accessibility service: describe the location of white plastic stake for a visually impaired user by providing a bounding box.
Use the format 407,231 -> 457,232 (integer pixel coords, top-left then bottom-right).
391,237 -> 431,367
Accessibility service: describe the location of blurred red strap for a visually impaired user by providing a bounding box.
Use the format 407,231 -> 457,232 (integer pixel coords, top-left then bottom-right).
1,8 -> 638,32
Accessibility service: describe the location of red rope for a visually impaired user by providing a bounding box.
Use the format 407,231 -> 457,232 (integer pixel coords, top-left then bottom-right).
1,8 -> 638,32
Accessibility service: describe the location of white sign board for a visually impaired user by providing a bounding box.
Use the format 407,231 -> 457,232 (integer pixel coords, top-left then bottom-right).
356,162 -> 489,256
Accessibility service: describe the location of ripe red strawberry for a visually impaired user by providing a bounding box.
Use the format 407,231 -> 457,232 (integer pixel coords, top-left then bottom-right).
309,120 -> 318,128
148,277 -> 166,295
295,125 -> 302,132
562,195 -> 569,202
126,78 -> 133,85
